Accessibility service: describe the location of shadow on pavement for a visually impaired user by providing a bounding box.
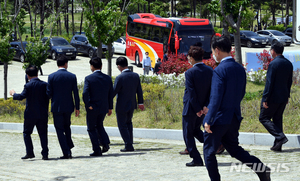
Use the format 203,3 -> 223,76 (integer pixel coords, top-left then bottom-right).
281,148 -> 300,152
218,162 -> 237,167
52,176 -> 76,180
135,147 -> 171,152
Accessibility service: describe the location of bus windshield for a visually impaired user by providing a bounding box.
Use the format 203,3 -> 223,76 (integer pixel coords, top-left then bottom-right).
178,29 -> 213,54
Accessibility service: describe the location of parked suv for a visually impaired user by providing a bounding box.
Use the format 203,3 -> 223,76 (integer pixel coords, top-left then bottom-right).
257,30 -> 292,46
70,34 -> 114,58
10,41 -> 27,62
42,37 -> 77,60
282,28 -> 292,38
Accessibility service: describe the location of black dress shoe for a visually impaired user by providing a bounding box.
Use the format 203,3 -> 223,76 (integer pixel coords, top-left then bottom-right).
271,137 -> 288,151
186,161 -> 204,167
90,151 -> 102,156
216,144 -> 225,154
60,154 -> 72,159
120,148 -> 134,152
42,156 -> 49,160
21,154 -> 35,159
102,146 -> 110,153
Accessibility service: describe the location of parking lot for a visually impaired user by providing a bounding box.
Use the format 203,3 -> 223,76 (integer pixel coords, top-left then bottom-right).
0,44 -> 300,99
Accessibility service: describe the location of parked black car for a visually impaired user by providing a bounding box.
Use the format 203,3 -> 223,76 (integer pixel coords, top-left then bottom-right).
70,34 -> 114,58
240,30 -> 269,48
282,28 -> 292,38
42,37 -> 77,60
10,41 -> 27,62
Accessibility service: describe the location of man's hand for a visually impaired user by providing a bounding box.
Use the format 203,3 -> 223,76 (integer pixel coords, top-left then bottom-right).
75,110 -> 80,117
196,110 -> 203,117
204,122 -> 212,133
263,102 -> 268,109
138,104 -> 145,111
9,89 -> 15,96
203,106 -> 209,115
89,106 -> 93,110
107,109 -> 112,116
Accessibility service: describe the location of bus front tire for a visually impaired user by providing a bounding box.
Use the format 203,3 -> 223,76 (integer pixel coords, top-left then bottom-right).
135,52 -> 141,67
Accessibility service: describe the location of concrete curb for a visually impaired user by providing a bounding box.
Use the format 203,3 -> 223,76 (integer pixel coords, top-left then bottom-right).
1,122 -> 299,148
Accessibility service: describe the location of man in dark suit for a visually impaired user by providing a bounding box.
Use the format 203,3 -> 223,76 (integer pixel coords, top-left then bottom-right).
10,65 -> 49,160
83,57 -> 113,156
182,46 -> 213,167
47,56 -> 80,159
113,57 -> 144,152
153,58 -> 162,75
259,42 -> 293,151
202,36 -> 270,181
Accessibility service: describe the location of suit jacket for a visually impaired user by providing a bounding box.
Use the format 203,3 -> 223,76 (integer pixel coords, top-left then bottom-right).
82,71 -> 113,113
182,63 -> 213,116
113,70 -> 143,113
203,58 -> 246,126
47,69 -> 80,113
154,61 -> 162,74
262,55 -> 293,104
13,78 -> 49,120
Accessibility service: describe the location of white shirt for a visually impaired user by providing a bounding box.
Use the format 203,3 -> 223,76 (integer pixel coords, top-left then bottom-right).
193,62 -> 204,67
220,56 -> 232,63
143,57 -> 151,68
122,68 -> 130,73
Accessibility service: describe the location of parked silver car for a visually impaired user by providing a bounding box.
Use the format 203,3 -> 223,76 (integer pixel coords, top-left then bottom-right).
257,30 -> 292,46
113,36 -> 126,54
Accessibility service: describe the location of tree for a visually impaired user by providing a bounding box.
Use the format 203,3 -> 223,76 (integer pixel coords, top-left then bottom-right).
175,0 -> 191,17
208,0 -> 250,65
150,0 -> 169,17
84,0 -> 146,76
0,1 -> 15,100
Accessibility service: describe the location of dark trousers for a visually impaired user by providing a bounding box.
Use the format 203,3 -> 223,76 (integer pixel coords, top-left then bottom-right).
116,109 -> 134,149
53,112 -> 74,156
23,118 -> 48,156
203,116 -> 266,181
86,110 -> 110,152
259,102 -> 287,142
182,114 -> 204,163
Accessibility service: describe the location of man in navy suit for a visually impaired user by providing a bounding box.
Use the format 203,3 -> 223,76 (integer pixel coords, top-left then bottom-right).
10,65 -> 49,160
83,57 -> 113,156
47,56 -> 80,159
202,36 -> 270,181
113,57 -> 144,152
182,46 -> 213,166
259,42 -> 293,151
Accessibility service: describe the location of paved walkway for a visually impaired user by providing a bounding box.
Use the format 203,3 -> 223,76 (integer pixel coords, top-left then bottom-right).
0,130 -> 300,181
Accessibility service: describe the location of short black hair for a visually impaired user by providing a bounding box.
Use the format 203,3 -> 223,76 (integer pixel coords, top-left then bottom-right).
188,46 -> 204,61
26,65 -> 38,77
211,36 -> 231,53
116,57 -> 128,67
89,57 -> 102,69
157,58 -> 161,62
271,41 -> 284,54
56,55 -> 68,67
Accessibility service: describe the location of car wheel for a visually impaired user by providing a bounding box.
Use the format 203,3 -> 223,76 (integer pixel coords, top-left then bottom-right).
261,45 -> 266,48
71,56 -> 76,60
88,49 -> 94,58
272,39 -> 278,44
20,54 -> 25,63
286,43 -> 291,46
124,49 -> 126,55
135,52 -> 141,67
51,51 -> 57,60
247,41 -> 252,48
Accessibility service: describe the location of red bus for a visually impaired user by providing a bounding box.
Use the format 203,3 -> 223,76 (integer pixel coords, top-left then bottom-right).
126,13 -> 216,67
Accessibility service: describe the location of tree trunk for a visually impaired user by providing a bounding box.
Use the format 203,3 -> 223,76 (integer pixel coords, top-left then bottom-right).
97,36 -> 103,58
34,10 -> 36,37
72,0 -> 74,35
27,0 -> 33,37
281,0 -> 284,24
80,8 -> 84,34
66,0 -> 69,35
4,61 -> 8,100
107,43 -> 113,76
148,1 -> 150,13
171,0 -> 173,16
40,0 -> 45,37
199,1 -> 201,18
285,0 -> 289,26
223,20 -> 230,39
234,29 -> 242,65
193,0 -> 196,17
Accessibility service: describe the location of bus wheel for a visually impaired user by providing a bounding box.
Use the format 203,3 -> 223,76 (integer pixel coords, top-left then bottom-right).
135,52 -> 141,67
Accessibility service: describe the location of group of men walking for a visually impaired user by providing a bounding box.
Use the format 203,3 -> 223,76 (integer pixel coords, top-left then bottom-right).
10,56 -> 144,160
181,36 -> 293,181
9,35 -> 293,181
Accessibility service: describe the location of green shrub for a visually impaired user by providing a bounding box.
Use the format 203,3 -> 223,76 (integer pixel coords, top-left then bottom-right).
266,24 -> 285,31
0,98 -> 25,118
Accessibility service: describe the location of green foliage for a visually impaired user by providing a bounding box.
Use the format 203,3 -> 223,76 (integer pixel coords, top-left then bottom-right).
214,27 -> 222,34
0,35 -> 15,63
60,33 -> 72,43
243,90 -> 263,101
23,38 -> 49,69
150,0 -> 170,17
0,98 -> 25,118
15,8 -> 27,36
266,24 -> 286,31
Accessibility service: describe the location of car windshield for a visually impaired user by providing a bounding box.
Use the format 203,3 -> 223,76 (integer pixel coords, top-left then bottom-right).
270,31 -> 285,36
243,31 -> 257,36
52,39 -> 69,46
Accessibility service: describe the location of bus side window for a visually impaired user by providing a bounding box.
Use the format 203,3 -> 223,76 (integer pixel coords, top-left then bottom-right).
128,22 -> 135,36
145,25 -> 152,41
135,23 -> 142,38
152,27 -> 162,43
162,28 -> 170,44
